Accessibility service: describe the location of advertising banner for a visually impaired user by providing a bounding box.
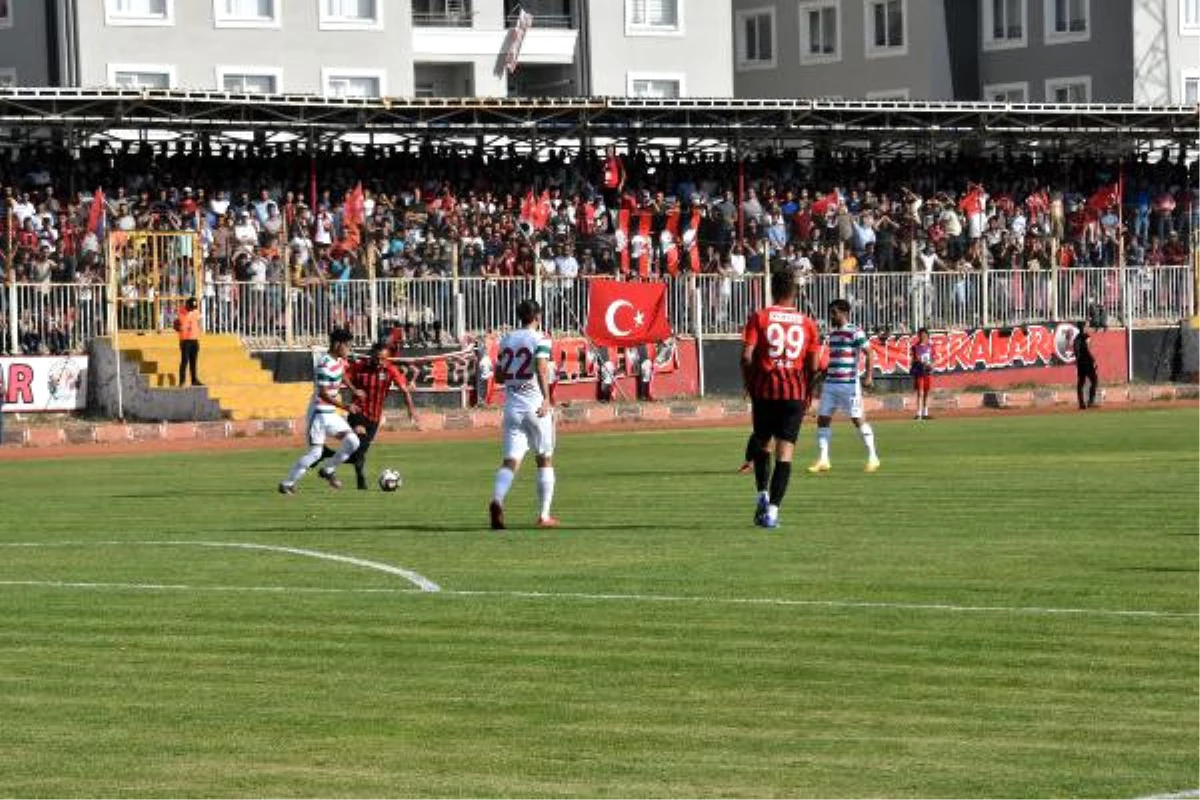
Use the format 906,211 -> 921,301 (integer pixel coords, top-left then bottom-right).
1,356 -> 89,412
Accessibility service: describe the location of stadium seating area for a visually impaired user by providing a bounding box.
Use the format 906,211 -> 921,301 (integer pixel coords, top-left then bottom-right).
0,142 -> 1196,354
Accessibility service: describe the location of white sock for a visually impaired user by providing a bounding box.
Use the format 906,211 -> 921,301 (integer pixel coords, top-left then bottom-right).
327,432 -> 360,468
536,467 -> 556,519
859,423 -> 877,460
766,503 -> 779,520
493,466 -> 515,504
285,445 -> 324,485
817,427 -> 831,461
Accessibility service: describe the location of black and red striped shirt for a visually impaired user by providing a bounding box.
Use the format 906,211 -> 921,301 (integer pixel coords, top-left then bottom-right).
347,358 -> 407,423
742,305 -> 821,401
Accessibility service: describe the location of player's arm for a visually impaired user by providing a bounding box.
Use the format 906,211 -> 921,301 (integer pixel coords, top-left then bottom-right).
535,345 -> 552,416
861,335 -> 875,388
319,380 -> 355,413
740,316 -> 758,395
803,322 -> 823,398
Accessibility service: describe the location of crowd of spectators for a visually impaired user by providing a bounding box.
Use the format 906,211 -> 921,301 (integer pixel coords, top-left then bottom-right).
0,140 -> 1195,354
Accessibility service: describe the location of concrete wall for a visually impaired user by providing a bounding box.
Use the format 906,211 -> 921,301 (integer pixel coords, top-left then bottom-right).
731,0 -> 953,99
0,0 -> 53,86
587,0 -> 733,97
74,0 -> 417,95
89,338 -> 223,422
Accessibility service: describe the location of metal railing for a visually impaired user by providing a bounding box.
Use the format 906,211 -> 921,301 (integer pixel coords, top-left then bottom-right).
3,266 -> 1194,354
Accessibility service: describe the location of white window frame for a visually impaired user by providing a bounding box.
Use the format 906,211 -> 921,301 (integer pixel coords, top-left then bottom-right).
626,71 -> 686,98
0,68 -> 17,88
216,66 -> 283,94
982,81 -> 1029,102
981,0 -> 1026,50
0,1 -> 12,30
735,7 -> 776,71
1182,0 -> 1200,35
1182,68 -> 1200,105
799,0 -> 841,65
1044,0 -> 1089,45
625,0 -> 684,37
865,87 -> 910,100
213,0 -> 281,29
321,67 -> 387,98
864,0 -> 908,59
318,0 -> 384,31
107,63 -> 178,90
104,0 -> 175,27
1045,74 -> 1092,103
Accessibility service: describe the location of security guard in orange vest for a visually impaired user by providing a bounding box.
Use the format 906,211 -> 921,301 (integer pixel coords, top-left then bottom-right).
174,297 -> 203,387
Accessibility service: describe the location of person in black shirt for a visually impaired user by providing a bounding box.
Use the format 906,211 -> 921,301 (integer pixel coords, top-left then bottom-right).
1073,320 -> 1099,410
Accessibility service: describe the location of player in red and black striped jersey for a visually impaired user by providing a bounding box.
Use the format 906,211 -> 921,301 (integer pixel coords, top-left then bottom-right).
740,270 -> 821,529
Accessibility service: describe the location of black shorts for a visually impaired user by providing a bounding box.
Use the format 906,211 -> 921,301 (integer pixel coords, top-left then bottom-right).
751,398 -> 806,445
346,413 -> 379,443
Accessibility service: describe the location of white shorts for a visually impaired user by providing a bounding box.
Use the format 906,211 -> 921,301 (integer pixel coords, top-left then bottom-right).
502,406 -> 555,461
818,382 -> 864,419
307,409 -> 351,446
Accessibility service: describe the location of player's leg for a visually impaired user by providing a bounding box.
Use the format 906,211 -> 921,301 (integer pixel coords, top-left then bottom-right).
530,411 -> 558,527
913,376 -> 923,420
920,377 -> 932,419
178,340 -> 188,387
491,410 -> 528,530
738,431 -> 758,473
849,389 -> 880,471
809,386 -> 837,472
748,400 -> 774,524
317,415 -> 360,488
351,419 -> 377,490
1076,368 -> 1087,409
1086,365 -> 1099,407
280,414 -> 325,493
759,401 -> 803,529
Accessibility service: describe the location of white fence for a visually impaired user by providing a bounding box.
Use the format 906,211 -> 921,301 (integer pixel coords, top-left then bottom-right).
3,266 -> 1194,353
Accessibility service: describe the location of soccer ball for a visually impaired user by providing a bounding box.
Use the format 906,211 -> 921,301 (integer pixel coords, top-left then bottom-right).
377,469 -> 402,492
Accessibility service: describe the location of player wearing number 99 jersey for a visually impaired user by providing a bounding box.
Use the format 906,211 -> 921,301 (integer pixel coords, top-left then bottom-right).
489,299 -> 559,531
741,270 -> 821,530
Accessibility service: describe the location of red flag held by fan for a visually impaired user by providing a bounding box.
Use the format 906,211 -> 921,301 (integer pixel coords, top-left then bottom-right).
334,182 -> 365,254
585,279 -> 672,348
810,190 -> 840,217
1086,182 -> 1121,212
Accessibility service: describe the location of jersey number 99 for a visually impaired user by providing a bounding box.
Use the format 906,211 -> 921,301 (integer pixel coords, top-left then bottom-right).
765,322 -> 806,362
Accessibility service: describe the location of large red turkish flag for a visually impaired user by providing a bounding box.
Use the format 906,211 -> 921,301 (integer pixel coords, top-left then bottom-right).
585,280 -> 672,348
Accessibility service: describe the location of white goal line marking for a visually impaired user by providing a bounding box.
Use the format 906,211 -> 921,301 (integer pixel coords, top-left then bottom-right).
0,540 -> 440,593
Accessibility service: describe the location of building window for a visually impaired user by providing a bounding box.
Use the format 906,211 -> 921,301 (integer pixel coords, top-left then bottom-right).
626,0 -> 682,35
1183,0 -> 1200,34
799,1 -> 840,64
1045,0 -> 1088,43
866,87 -> 910,100
105,0 -> 175,26
319,0 -> 382,30
865,0 -> 906,58
1183,70 -> 1199,105
736,8 -> 775,69
982,0 -> 1025,49
217,67 -> 281,93
108,64 -> 177,89
627,72 -> 684,98
1045,75 -> 1091,103
322,68 -> 386,98
0,0 -> 12,30
983,81 -> 1028,102
0,68 -> 16,88
214,0 -> 280,28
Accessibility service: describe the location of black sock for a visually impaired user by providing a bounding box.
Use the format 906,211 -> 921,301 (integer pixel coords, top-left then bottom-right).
744,434 -> 758,463
320,446 -> 336,462
769,461 -> 793,507
753,449 -> 771,494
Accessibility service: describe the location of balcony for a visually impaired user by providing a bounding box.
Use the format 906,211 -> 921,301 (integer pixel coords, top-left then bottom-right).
504,0 -> 576,28
412,0 -> 474,28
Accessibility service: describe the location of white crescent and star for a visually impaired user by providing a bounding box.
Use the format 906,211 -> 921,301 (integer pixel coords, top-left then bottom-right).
604,300 -> 644,337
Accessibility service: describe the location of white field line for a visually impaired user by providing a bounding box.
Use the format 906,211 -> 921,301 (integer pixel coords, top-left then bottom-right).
0,540 -> 440,592
0,541 -> 1192,620
1137,791 -> 1200,800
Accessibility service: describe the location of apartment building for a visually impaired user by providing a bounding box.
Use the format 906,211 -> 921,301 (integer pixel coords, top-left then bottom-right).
731,0 -> 1199,103
0,0 -> 732,98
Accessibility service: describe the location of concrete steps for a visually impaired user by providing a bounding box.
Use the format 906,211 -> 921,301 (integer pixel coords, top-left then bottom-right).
117,332 -> 312,420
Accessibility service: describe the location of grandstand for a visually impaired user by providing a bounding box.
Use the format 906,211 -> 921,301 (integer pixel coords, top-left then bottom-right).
1,90 -> 1196,418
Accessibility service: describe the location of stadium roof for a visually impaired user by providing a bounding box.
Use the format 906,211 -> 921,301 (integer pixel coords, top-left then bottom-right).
1,88 -> 1196,155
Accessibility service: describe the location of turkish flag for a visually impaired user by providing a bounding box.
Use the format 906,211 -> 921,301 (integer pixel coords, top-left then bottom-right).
585,280 -> 672,348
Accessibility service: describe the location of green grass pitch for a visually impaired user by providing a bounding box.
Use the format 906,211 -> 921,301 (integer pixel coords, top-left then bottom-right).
0,408 -> 1196,798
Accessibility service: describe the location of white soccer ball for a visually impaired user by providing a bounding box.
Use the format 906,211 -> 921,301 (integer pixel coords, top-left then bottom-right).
378,469 -> 402,492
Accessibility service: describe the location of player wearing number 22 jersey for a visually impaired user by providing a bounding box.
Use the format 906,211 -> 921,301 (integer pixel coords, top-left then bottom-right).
489,299 -> 559,531
741,270 -> 821,530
